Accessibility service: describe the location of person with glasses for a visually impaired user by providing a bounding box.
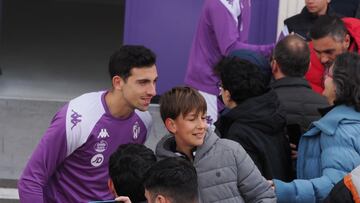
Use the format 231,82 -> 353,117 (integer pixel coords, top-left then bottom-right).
271,52 -> 360,203
214,51 -> 293,182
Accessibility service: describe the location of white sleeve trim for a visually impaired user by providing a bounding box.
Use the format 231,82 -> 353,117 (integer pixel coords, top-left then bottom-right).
219,0 -> 241,24
65,91 -> 105,156
135,109 -> 153,138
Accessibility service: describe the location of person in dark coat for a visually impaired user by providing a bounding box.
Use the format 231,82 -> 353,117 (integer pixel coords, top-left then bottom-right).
280,0 -> 336,41
330,0 -> 360,18
271,35 -> 328,147
214,52 -> 293,181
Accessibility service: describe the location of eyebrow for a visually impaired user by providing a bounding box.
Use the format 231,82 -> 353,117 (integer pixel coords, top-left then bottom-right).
136,77 -> 158,82
313,48 -> 335,54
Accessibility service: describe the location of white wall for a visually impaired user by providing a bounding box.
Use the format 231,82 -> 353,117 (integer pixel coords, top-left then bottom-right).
277,0 -> 306,37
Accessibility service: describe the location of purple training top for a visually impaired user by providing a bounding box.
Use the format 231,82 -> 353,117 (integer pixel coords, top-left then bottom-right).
18,91 -> 152,203
185,0 -> 274,95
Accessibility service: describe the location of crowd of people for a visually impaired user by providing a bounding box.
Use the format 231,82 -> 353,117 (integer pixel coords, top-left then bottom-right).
17,0 -> 360,202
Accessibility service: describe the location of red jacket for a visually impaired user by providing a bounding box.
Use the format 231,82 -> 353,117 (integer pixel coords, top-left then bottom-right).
305,17 -> 360,94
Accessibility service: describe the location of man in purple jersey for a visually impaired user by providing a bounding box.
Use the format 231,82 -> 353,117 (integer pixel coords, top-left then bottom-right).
184,0 -> 274,125
18,45 -> 158,203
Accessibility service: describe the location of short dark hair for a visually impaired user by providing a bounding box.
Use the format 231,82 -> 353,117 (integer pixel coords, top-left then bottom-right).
274,35 -> 310,77
214,56 -> 267,104
310,15 -> 348,42
143,157 -> 198,203
109,45 -> 156,80
332,52 -> 360,112
108,144 -> 156,203
159,86 -> 207,123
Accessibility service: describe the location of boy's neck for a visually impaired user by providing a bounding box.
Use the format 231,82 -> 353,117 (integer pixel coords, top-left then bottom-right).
175,143 -> 195,162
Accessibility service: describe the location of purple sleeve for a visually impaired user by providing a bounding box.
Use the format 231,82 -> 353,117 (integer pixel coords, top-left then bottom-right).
18,105 -> 68,203
209,0 -> 274,57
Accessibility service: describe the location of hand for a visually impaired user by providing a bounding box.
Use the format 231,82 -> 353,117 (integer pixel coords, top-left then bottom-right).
290,143 -> 297,160
115,196 -> 132,203
267,180 -> 275,190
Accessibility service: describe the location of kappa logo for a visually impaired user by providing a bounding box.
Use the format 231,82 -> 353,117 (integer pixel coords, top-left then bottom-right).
70,110 -> 82,130
133,121 -> 140,140
91,154 -> 104,167
226,0 -> 234,5
94,140 -> 108,153
97,128 -> 110,139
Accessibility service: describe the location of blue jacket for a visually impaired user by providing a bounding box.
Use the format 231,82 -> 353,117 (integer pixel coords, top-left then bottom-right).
274,105 -> 360,203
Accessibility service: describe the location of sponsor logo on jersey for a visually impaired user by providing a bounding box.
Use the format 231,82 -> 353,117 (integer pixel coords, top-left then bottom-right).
70,110 -> 82,130
91,154 -> 104,167
133,121 -> 140,140
94,140 -> 108,153
97,128 -> 110,139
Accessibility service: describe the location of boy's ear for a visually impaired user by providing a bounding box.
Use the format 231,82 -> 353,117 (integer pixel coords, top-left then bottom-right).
108,179 -> 117,197
155,195 -> 169,203
164,118 -> 176,134
112,75 -> 125,90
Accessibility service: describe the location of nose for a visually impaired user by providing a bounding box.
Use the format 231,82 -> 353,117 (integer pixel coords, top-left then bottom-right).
147,82 -> 156,96
198,118 -> 207,129
320,53 -> 329,65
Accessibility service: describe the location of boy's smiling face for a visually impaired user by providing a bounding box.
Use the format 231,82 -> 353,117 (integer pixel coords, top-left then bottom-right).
166,110 -> 208,149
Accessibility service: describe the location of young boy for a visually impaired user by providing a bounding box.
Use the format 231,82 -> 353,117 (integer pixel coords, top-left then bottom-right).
156,86 -> 276,203
108,144 -> 156,203
144,157 -> 199,203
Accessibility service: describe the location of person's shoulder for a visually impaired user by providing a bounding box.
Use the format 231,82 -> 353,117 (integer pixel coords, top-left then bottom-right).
215,137 -> 245,153
69,91 -> 104,110
284,13 -> 304,25
66,91 -> 106,137
134,110 -> 152,124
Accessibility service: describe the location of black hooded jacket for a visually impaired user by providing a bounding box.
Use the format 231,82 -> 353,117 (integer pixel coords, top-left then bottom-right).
284,6 -> 337,41
215,89 -> 293,181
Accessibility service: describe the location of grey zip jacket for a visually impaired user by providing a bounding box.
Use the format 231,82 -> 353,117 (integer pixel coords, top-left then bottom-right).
156,129 -> 276,203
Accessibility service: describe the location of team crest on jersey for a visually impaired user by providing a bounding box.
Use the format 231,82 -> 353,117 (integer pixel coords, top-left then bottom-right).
91,154 -> 104,167
133,121 -> 140,140
97,128 -> 110,139
94,140 -> 108,153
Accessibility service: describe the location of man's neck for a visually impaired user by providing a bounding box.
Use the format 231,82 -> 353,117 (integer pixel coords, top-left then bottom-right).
105,90 -> 134,119
273,73 -> 285,80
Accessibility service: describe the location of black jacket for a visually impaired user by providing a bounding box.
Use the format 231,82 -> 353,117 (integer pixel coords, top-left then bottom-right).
271,77 -> 328,144
215,89 -> 293,181
284,6 -> 336,41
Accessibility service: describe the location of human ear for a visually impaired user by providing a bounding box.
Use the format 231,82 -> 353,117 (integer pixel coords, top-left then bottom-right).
107,179 -> 117,197
112,75 -> 125,90
344,34 -> 351,49
165,118 -> 176,134
155,195 -> 168,203
271,59 -> 279,74
223,89 -> 232,103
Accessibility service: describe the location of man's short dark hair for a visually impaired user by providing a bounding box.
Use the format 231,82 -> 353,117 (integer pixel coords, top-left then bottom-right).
274,35 -> 310,77
333,52 -> 360,112
144,157 -> 198,203
109,45 -> 156,80
310,15 -> 348,42
159,86 -> 207,123
214,56 -> 268,104
108,144 -> 156,203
